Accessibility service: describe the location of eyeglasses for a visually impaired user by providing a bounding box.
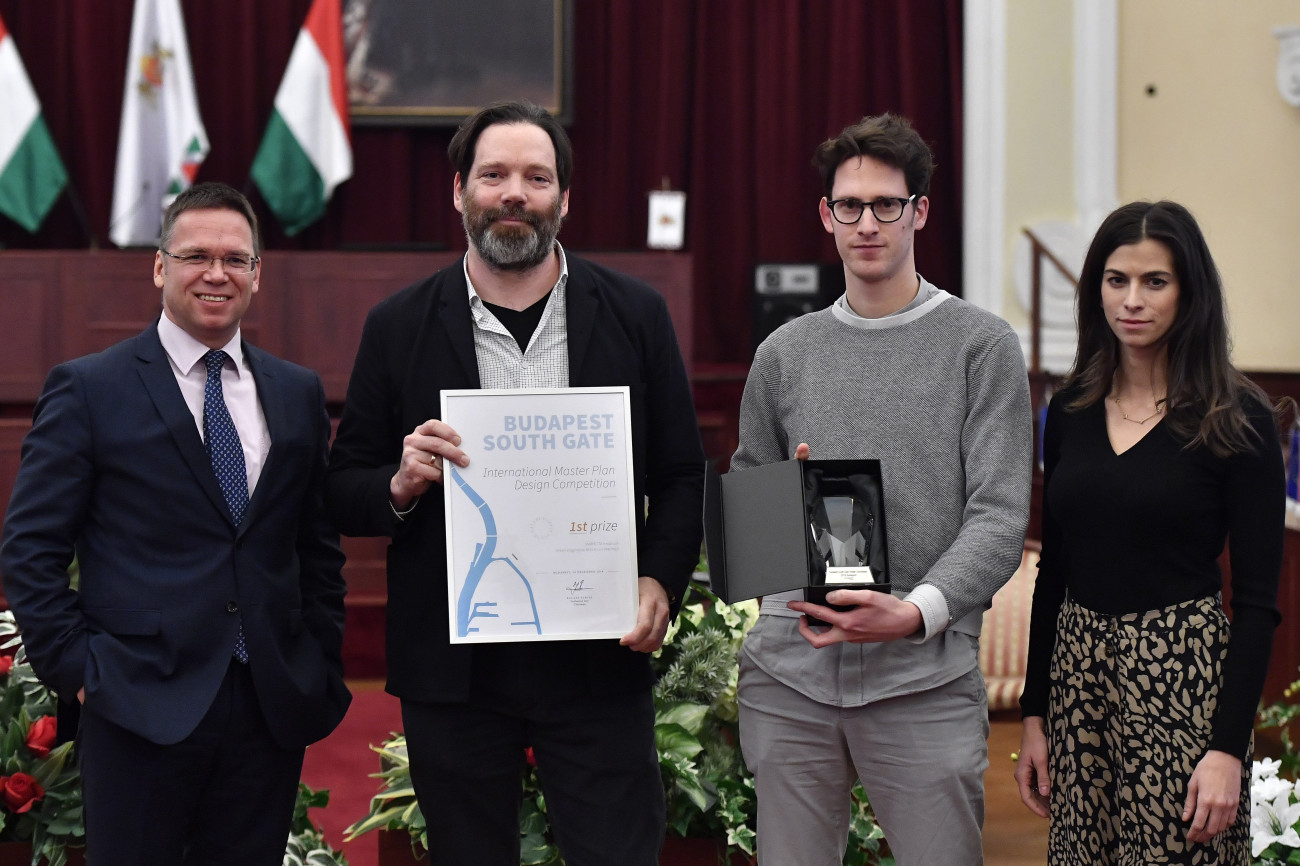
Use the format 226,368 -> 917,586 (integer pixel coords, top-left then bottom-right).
160,249 -> 260,274
826,194 -> 918,225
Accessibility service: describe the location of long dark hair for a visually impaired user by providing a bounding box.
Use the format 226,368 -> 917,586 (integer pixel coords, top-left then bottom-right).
1064,200 -> 1269,457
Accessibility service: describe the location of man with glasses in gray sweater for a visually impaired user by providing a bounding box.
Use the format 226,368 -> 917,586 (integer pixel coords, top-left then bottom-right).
732,113 -> 1032,865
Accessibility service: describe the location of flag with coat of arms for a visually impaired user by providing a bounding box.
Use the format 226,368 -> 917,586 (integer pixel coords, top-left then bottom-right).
109,0 -> 208,247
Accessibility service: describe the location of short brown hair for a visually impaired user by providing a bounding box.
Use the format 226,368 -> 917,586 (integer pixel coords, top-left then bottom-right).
160,182 -> 261,255
812,113 -> 935,199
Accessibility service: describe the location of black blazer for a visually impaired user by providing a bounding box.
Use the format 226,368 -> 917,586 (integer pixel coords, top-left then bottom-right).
325,255 -> 705,701
0,324 -> 350,748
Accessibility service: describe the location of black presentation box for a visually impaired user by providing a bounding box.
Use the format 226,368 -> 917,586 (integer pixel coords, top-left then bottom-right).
702,459 -> 891,605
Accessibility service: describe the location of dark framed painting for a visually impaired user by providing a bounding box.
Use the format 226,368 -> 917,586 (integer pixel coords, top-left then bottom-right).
344,0 -> 573,126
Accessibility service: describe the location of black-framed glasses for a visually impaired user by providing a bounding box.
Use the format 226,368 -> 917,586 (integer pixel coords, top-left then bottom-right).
160,249 -> 260,274
826,194 -> 918,225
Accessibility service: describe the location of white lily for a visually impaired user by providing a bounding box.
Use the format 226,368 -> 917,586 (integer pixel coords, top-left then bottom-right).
1251,791 -> 1300,858
1254,758 -> 1284,783
1254,775 -> 1296,805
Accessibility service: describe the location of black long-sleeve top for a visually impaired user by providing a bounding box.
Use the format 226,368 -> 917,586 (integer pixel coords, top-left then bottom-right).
1020,389 -> 1284,757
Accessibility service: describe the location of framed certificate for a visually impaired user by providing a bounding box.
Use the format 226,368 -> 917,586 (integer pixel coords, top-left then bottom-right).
441,387 -> 639,643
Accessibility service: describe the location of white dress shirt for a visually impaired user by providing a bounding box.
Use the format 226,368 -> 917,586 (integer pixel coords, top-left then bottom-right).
464,242 -> 570,389
157,314 -> 271,495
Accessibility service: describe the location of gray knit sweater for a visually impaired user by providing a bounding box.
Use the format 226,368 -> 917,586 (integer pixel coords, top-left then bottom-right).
732,281 -> 1032,705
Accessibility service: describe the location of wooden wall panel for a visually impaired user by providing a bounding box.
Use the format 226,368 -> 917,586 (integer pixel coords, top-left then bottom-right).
0,257 -> 61,402
58,252 -> 170,358
276,252 -> 461,398
0,250 -> 693,404
0,421 -> 29,528
1267,532 -> 1300,703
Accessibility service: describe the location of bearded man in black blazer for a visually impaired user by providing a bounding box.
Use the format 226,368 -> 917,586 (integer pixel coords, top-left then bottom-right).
0,183 -> 350,866
325,101 -> 704,866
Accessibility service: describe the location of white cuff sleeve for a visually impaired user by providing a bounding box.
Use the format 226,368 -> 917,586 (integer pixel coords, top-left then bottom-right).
903,584 -> 951,643
390,496 -> 420,522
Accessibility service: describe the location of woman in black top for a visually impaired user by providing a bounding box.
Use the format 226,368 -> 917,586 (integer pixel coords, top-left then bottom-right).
1014,201 -> 1285,864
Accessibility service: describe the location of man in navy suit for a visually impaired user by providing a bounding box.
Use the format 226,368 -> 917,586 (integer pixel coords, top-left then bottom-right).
0,183 -> 350,866
326,101 -> 704,865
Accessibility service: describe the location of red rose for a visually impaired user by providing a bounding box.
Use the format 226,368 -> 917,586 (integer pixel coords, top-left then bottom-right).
525,747 -> 536,767
0,773 -> 44,813
0,656 -> 13,676
25,716 -> 57,758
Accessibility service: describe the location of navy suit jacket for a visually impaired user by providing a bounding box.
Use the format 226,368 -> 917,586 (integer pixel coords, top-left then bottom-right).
0,323 -> 350,748
325,255 -> 704,702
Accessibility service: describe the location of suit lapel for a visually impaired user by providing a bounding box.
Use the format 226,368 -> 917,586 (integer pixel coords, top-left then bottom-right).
134,326 -> 234,526
435,266 -> 481,395
565,263 -> 597,381
241,344 -> 282,534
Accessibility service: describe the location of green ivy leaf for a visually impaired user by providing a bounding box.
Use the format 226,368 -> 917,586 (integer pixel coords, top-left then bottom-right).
654,722 -> 704,762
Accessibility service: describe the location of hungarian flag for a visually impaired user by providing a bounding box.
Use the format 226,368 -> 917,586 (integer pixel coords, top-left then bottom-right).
109,0 -> 208,248
251,0 -> 351,236
0,13 -> 67,232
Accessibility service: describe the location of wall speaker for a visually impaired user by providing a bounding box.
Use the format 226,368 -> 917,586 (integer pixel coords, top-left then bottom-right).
751,263 -> 844,349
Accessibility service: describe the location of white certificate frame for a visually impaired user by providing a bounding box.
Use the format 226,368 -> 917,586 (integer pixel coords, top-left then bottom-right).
441,387 -> 640,643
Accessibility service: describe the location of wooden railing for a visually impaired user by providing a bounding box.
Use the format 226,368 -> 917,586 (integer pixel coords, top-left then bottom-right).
1022,227 -> 1079,375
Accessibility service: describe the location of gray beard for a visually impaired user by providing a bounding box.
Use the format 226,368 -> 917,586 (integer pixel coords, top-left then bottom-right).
465,205 -> 563,272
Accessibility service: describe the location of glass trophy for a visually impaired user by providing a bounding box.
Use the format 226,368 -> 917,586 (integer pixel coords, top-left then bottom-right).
809,495 -> 879,587
803,467 -> 889,619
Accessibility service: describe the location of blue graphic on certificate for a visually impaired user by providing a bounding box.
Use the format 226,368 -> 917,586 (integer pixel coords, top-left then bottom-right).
449,466 -> 543,637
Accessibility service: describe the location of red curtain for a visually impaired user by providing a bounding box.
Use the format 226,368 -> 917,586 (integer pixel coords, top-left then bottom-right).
0,0 -> 962,367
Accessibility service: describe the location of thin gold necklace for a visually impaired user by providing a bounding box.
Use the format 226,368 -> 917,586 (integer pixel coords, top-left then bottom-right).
1112,392 -> 1165,425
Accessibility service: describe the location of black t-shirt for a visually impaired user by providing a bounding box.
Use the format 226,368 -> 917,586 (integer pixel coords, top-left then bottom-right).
482,291 -> 552,352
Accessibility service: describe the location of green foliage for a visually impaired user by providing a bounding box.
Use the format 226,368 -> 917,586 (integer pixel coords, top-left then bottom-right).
284,784 -> 347,866
1260,677 -> 1300,776
651,584 -> 892,864
650,585 -> 757,855
519,761 -> 560,866
345,582 -> 894,865
845,784 -> 894,866
343,734 -> 427,857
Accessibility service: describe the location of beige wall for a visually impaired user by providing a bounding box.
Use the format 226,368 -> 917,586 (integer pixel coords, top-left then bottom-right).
1001,0 -> 1076,334
1118,0 -> 1300,371
996,0 -> 1300,370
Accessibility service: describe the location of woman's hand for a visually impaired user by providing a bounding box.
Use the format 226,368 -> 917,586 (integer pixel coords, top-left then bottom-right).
1014,716 -> 1051,818
1183,749 -> 1241,844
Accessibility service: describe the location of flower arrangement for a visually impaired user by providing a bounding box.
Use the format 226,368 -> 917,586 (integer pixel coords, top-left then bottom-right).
0,611 -> 343,866
345,582 -> 894,865
1249,758 -> 1300,862
0,611 -> 83,866
1255,675 -> 1300,864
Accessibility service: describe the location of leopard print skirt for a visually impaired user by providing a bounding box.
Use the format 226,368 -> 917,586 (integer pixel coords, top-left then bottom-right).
1046,595 -> 1250,865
